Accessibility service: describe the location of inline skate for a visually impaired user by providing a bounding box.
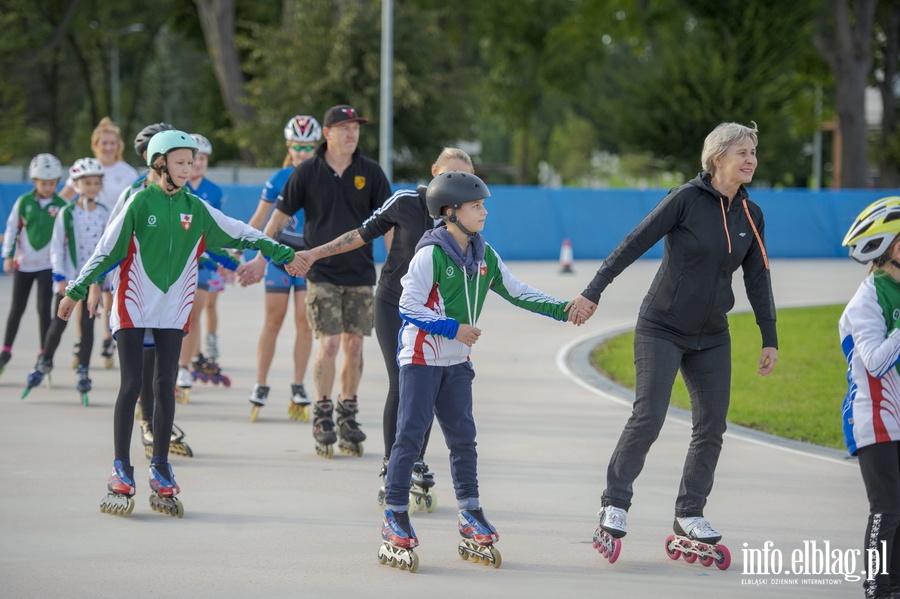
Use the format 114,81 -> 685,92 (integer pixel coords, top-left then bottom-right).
148,462 -> 183,518
335,396 -> 365,457
142,421 -> 193,458
458,508 -> 502,567
175,366 -> 192,404
288,383 -> 310,422
249,383 -> 269,422
100,460 -> 136,516
313,397 -> 337,458
378,509 -> 419,573
665,516 -> 731,570
21,356 -> 52,399
0,350 -> 10,377
100,338 -> 115,369
593,506 -> 626,564
191,353 -> 231,387
410,460 -> 436,512
75,364 -> 91,406
377,457 -> 389,508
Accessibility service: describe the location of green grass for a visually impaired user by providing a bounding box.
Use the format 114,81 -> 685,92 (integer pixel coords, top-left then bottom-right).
590,305 -> 848,449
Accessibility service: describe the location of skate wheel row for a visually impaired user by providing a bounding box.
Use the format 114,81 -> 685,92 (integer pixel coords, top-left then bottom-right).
316,443 -> 334,459
104,357 -> 114,369
175,388 -> 190,405
664,535 -> 731,570
338,440 -> 364,457
81,393 -> 89,407
377,487 -> 387,509
410,491 -> 437,513
592,528 -> 622,564
100,493 -> 135,516
149,494 -> 184,518
377,544 -> 419,573
287,403 -> 310,422
458,541 -> 502,568
250,404 -> 261,423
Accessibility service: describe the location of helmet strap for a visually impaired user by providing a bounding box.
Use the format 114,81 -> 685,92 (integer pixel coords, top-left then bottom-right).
159,160 -> 180,192
447,208 -> 476,241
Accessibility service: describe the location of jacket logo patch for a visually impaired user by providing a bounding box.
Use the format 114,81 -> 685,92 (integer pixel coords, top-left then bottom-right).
48,206 -> 59,218
180,214 -> 193,231
148,215 -> 157,226
480,265 -> 487,276
354,176 -> 366,190
445,266 -> 455,277
739,232 -> 747,237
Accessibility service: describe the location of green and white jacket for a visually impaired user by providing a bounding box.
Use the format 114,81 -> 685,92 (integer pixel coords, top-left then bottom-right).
66,183 -> 294,333
398,227 -> 569,367
2,190 -> 68,272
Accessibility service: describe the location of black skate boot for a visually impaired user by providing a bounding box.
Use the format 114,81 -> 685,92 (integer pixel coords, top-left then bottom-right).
288,383 -> 310,422
168,423 -> 193,458
410,460 -> 437,512
75,364 -> 91,406
22,356 -> 52,399
336,396 -> 366,457
249,383 -> 269,422
100,338 -> 115,369
0,350 -> 11,378
313,397 -> 337,458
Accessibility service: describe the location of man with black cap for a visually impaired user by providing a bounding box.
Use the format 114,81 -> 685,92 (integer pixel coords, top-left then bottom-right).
250,103 -> 391,459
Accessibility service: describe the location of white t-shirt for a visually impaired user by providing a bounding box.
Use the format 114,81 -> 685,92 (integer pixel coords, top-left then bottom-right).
65,161 -> 138,208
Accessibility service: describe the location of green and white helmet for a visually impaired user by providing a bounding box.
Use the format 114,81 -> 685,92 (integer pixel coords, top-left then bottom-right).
146,130 -> 198,167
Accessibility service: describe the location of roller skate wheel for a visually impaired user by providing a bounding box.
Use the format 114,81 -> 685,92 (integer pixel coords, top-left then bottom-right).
410,494 -> 423,511
72,357 -> 79,370
104,357 -> 114,369
458,545 -> 469,561
81,393 -> 89,407
316,443 -> 334,459
250,404 -> 260,423
665,535 -> 682,560
607,537 -> 622,564
424,492 -> 436,513
407,551 -> 419,573
699,554 -> 714,567
220,375 -> 231,387
377,487 -> 386,509
144,445 -> 153,459
713,544 -> 731,570
378,546 -> 389,565
489,546 -> 502,568
171,443 -> 194,458
683,549 -> 698,564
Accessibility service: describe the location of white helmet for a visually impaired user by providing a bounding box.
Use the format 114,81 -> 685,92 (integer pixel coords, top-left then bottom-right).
29,153 -> 62,180
283,115 -> 322,143
843,196 -> 900,264
69,157 -> 104,180
190,133 -> 213,156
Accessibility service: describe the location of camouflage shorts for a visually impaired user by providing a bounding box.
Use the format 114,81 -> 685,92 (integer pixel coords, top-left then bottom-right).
305,281 -> 374,338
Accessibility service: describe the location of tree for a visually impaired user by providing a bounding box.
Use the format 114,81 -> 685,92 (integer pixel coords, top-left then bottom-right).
814,0 -> 877,188
873,0 -> 900,187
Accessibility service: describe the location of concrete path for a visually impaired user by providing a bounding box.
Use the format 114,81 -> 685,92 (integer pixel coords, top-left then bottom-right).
0,259 -> 873,598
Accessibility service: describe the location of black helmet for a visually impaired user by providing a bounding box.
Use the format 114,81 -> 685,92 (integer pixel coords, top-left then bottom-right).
425,171 -> 490,220
133,122 -> 174,158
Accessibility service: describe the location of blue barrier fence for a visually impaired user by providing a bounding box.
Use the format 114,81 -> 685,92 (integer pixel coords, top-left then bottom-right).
1,183 -> 895,262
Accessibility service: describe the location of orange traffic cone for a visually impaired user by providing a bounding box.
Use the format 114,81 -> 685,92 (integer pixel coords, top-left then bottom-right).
559,238 -> 574,274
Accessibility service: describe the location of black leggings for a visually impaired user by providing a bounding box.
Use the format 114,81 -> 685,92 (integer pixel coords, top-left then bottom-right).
3,269 -> 53,352
858,442 -> 900,596
375,294 -> 431,460
42,294 -> 95,366
113,328 -> 182,464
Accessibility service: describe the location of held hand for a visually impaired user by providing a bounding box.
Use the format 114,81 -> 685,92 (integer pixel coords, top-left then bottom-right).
284,253 -> 305,278
236,253 -> 266,287
56,281 -> 67,296
294,250 -> 316,277
565,295 -> 598,326
758,346 -> 778,376
87,284 -> 102,318
455,324 -> 482,347
58,296 -> 77,321
3,258 -> 12,274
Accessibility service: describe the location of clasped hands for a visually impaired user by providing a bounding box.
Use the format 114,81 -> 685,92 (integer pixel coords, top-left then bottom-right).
565,295 -> 598,326
235,251 -> 316,287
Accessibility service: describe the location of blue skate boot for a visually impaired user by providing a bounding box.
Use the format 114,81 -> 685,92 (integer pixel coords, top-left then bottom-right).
22,356 -> 52,399
458,508 -> 501,567
100,460 -> 136,516
378,509 -> 419,573
148,461 -> 184,518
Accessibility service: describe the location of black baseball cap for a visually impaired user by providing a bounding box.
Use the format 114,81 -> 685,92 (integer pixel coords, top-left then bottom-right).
323,104 -> 369,127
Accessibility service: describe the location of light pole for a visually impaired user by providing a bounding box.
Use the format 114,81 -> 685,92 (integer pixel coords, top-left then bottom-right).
379,0 -> 393,182
110,23 -> 145,124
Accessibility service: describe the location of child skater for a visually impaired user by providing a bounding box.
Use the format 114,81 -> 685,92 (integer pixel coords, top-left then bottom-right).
378,171 -> 577,572
58,130 -> 303,518
0,154 -> 68,376
23,158 -> 108,402
840,196 -> 900,599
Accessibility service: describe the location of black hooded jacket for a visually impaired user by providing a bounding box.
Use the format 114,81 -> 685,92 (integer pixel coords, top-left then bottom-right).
581,173 -> 777,350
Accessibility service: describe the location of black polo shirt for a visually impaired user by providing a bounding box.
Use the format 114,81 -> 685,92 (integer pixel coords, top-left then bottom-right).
276,144 -> 391,286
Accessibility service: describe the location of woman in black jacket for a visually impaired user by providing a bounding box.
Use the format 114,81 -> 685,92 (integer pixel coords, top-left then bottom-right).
568,122 -> 778,565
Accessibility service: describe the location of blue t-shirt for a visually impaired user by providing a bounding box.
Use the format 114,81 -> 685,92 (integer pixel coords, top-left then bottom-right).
262,166 -> 303,234
187,177 -> 224,210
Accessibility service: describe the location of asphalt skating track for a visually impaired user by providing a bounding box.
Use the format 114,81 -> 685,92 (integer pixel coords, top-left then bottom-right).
0,260 -> 872,598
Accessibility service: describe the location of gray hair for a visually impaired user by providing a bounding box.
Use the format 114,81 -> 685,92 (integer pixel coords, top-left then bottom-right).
432,147 -> 473,172
701,121 -> 758,175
